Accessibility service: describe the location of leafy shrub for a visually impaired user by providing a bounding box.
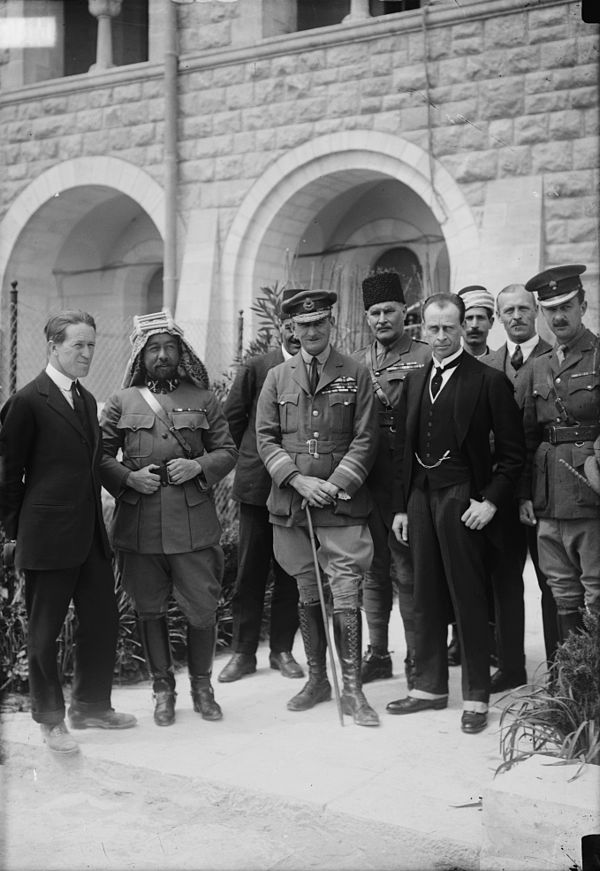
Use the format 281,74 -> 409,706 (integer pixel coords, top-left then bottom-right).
498,610 -> 600,776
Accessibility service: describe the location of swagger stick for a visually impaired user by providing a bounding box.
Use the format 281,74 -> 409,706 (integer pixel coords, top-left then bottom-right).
304,503 -> 344,727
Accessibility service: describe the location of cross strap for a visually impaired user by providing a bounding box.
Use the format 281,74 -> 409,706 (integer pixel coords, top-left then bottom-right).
137,386 -> 194,457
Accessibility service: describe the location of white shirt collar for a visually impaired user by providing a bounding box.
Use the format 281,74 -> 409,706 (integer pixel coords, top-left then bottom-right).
506,334 -> 539,362
46,362 -> 75,392
432,346 -> 464,370
300,345 -> 331,367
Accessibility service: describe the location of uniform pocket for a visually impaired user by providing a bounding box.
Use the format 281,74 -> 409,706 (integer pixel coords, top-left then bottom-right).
278,392 -> 300,434
571,444 -> 600,508
171,411 -> 209,431
116,413 -> 155,458
327,393 -> 356,432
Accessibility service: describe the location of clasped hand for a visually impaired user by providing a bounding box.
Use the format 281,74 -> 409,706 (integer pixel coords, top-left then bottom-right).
292,474 -> 339,508
127,459 -> 200,493
461,497 -> 496,530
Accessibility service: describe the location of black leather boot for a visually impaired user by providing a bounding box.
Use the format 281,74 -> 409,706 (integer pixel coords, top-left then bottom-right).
187,625 -> 222,721
137,616 -> 176,726
333,609 -> 379,727
287,603 -> 331,711
557,610 -> 585,644
361,645 -> 393,683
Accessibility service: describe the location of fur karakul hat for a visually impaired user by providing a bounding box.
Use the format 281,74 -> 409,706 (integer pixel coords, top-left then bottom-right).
121,309 -> 209,390
362,271 -> 405,310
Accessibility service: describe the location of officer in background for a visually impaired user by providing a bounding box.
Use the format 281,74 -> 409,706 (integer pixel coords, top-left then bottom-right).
487,284 -> 558,673
519,265 -> 600,641
218,290 -> 304,684
256,289 -> 380,727
353,271 -> 430,687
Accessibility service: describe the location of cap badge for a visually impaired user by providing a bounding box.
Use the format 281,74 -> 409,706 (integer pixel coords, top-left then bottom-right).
549,280 -> 558,291
303,298 -> 315,311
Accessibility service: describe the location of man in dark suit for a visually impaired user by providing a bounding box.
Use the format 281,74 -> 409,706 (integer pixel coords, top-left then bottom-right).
387,293 -> 525,734
218,294 -> 304,683
0,310 -> 136,754
486,284 -> 558,679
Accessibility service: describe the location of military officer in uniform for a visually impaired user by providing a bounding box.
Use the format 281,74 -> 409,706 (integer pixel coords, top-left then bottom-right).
519,265 -> 600,641
353,271 -> 430,687
256,289 -> 380,727
101,311 -> 238,726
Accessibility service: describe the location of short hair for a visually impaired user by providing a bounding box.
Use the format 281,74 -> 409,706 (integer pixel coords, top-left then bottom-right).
44,310 -> 96,344
422,293 -> 465,323
496,284 -> 535,313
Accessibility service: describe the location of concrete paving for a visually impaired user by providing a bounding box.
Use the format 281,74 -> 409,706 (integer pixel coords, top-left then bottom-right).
2,561 -> 549,870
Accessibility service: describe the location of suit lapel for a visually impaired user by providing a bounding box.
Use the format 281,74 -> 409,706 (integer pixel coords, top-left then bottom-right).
40,373 -> 90,444
317,348 -> 344,392
454,355 -> 483,447
289,355 -> 311,394
408,364 -> 430,444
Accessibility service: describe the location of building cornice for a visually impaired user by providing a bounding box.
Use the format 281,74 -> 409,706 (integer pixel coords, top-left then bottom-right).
0,0 -> 577,108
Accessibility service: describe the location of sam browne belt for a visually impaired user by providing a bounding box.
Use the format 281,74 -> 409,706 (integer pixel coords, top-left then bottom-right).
543,424 -> 600,445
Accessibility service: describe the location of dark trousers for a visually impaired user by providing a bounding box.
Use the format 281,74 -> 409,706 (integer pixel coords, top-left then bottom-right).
409,481 -> 490,704
24,532 -> 118,725
362,498 -> 415,653
487,502 -> 526,675
525,525 -> 559,663
231,503 -> 299,655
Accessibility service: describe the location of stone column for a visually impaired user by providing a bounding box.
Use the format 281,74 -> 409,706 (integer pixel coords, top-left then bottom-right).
88,0 -> 122,71
343,0 -> 371,22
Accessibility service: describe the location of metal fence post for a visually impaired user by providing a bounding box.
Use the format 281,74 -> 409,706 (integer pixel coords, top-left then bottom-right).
9,280 -> 18,396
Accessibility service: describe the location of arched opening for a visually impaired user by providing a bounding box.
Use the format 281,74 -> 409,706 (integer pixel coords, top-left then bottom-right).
2,187 -> 162,401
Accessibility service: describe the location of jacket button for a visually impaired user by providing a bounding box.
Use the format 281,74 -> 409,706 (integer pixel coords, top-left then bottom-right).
162,433 -> 168,439
312,410 -> 319,416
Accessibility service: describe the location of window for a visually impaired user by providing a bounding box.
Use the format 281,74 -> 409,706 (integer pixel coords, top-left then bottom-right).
370,0 -> 420,13
64,0 -> 148,77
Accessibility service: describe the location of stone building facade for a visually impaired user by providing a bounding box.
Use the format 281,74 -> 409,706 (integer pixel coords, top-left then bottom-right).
0,0 -> 598,399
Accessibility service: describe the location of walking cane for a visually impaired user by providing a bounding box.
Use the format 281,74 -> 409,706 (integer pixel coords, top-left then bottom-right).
304,502 -> 345,727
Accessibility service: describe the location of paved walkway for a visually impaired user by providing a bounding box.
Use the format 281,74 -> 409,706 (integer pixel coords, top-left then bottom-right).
2,562 -> 548,870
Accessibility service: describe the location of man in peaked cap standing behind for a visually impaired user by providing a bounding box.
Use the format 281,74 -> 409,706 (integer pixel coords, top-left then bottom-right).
519,265 -> 600,642
256,289 -> 380,726
100,310 -> 238,726
353,271 -> 430,688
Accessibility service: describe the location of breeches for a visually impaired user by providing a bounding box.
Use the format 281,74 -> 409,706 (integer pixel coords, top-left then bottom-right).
273,523 -> 373,610
120,547 -> 224,628
537,517 -> 600,613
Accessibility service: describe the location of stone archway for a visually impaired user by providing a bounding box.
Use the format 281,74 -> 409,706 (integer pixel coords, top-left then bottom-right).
221,131 -> 480,339
0,157 -> 177,399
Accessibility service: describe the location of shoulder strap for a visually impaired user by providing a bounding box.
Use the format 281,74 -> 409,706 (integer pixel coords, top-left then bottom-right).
137,387 -> 193,457
364,346 -> 394,410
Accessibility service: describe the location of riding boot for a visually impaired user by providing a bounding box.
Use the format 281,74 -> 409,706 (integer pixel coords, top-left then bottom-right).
287,603 -> 331,711
333,609 -> 379,727
137,616 -> 176,726
187,625 -> 222,721
557,610 -> 585,644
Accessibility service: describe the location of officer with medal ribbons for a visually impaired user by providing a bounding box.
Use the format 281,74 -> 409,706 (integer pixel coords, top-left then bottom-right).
256,288 -> 380,726
519,265 -> 600,641
353,271 -> 431,687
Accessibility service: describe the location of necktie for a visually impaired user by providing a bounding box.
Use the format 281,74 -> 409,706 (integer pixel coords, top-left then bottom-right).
71,382 -> 92,443
557,345 -> 568,364
430,366 -> 444,399
430,355 -> 462,399
510,344 -> 523,371
309,356 -> 319,395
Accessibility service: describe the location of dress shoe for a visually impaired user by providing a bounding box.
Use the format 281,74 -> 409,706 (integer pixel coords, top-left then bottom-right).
153,691 -> 176,726
41,721 -> 79,754
68,708 -> 137,730
461,710 -> 488,734
386,695 -> 447,715
360,646 -> 393,683
217,652 -> 257,683
287,676 -> 331,711
490,669 -> 527,694
269,651 -> 305,679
